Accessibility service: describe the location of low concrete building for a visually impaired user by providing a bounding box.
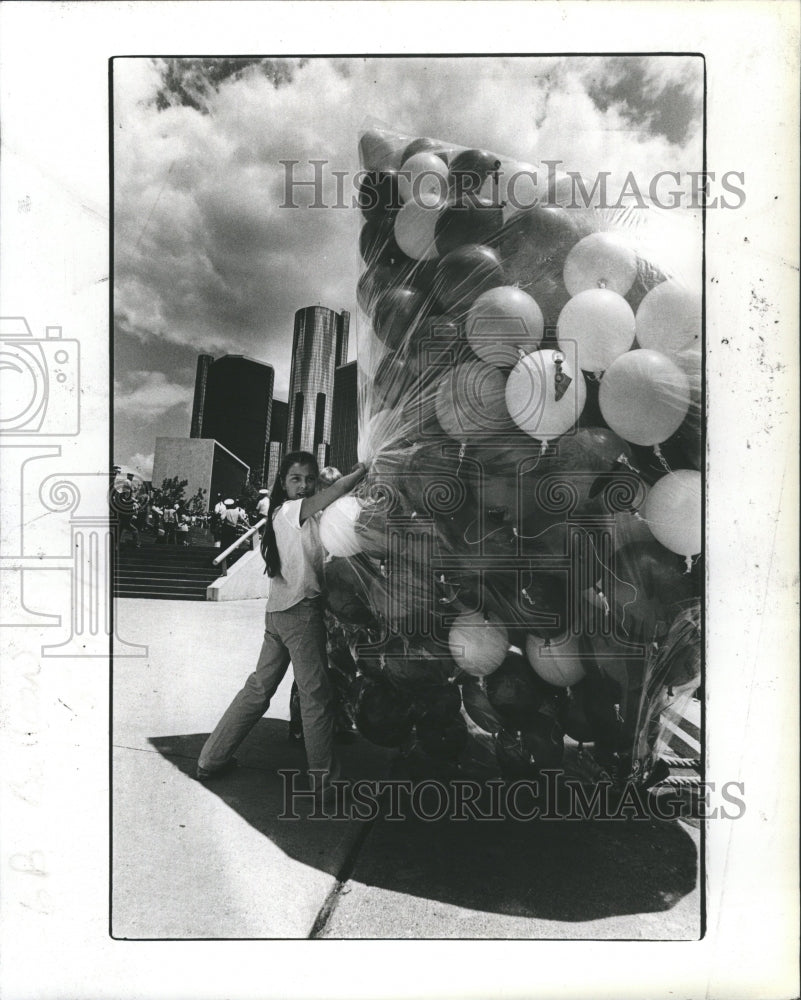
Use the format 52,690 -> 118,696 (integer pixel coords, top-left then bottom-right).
152,437 -> 249,509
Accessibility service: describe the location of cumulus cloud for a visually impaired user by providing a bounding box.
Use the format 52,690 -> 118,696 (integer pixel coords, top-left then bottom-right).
115,370 -> 193,419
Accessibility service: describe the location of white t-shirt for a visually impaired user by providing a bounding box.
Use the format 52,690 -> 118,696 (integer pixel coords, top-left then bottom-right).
256,496 -> 271,518
264,499 -> 324,613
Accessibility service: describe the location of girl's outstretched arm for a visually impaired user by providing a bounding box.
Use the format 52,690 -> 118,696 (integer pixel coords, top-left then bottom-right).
299,462 -> 368,524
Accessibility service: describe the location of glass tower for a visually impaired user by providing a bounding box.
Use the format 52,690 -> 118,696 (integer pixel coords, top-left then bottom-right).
286,306 -> 350,467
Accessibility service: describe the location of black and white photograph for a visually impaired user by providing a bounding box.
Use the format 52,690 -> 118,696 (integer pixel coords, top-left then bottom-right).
0,2 -> 798,998
111,53 -> 707,941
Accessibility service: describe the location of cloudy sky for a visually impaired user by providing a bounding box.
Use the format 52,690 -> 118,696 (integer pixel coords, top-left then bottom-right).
113,55 -> 703,479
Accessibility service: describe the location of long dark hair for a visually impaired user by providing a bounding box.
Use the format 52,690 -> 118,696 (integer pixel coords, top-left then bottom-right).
260,451 -> 319,577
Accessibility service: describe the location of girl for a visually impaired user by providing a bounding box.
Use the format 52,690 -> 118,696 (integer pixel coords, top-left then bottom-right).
196,451 -> 367,799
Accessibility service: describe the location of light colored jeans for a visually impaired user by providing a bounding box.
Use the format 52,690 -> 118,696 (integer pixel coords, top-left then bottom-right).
198,598 -> 340,789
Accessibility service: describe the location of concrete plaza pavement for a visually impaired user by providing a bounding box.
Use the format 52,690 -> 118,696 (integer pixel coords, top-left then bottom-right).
112,597 -> 700,940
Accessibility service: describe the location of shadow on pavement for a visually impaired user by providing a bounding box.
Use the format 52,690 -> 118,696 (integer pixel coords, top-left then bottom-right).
149,724 -> 698,926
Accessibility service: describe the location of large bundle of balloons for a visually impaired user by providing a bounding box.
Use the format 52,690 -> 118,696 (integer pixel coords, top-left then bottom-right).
323,125 -> 702,786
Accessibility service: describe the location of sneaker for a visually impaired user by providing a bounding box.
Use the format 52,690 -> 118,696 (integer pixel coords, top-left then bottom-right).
195,757 -> 239,782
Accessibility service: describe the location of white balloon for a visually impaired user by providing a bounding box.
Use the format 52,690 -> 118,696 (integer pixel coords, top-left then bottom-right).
635,280 -> 702,357
557,288 -> 635,373
525,632 -> 586,687
505,348 -> 587,443
642,469 -> 702,559
319,496 -> 363,557
449,612 -> 508,677
466,286 -> 544,368
563,232 -> 638,297
393,198 -> 444,261
599,349 -> 691,446
398,151 -> 450,206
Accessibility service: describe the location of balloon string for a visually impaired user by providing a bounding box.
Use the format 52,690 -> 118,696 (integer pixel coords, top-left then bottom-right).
571,523 -> 640,634
511,521 -> 563,543
616,453 -> 640,475
653,444 -> 673,473
463,519 -> 508,545
456,442 -> 466,477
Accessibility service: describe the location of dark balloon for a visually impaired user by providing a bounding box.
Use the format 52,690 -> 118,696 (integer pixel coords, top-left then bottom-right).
353,675 -> 414,747
359,217 -> 403,266
435,244 -> 506,315
558,685 -> 596,743
357,170 -> 402,222
448,148 -> 502,198
461,677 -> 504,734
417,713 -> 469,761
373,287 -> 426,350
485,650 -> 558,730
402,136 -> 450,164
610,541 -> 696,643
357,260 -> 413,312
325,558 -> 375,626
498,206 -> 592,326
435,196 -> 504,256
412,681 -> 463,725
495,716 -> 565,777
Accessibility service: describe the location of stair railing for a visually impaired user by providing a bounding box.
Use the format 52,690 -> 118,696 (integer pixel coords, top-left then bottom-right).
212,518 -> 267,575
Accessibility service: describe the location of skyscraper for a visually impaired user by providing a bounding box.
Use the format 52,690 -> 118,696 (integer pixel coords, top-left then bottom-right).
330,360 -> 358,473
189,354 -> 214,438
190,354 -> 274,479
286,306 -> 350,469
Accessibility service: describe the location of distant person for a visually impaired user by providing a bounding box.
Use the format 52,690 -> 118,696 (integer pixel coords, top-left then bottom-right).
255,488 -> 271,537
112,484 -> 140,548
196,451 -> 368,803
219,498 -> 247,553
162,503 -> 179,545
212,494 -> 226,548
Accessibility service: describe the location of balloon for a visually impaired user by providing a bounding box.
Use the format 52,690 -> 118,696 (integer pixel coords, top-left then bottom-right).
563,232 -> 638,297
357,170 -> 402,222
556,288 -> 635,373
611,541 -> 696,642
495,718 -> 565,776
485,650 -> 560,730
357,260 -> 413,312
635,280 -> 701,357
641,470 -> 702,561
435,244 -> 506,315
525,632 -> 586,686
466,286 -> 544,368
599,349 -> 691,446
448,148 -> 501,196
411,682 -> 463,724
373,287 -> 426,349
393,197 -> 444,261
325,558 -> 374,625
359,129 -> 406,172
461,677 -> 504,734
434,359 -> 513,440
448,611 -> 508,677
434,196 -> 504,256
359,217 -> 402,266
398,151 -> 450,206
319,495 -> 363,557
401,136 -> 451,164
417,713 -> 469,761
479,159 -> 541,221
352,675 -> 413,747
505,348 -> 587,443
